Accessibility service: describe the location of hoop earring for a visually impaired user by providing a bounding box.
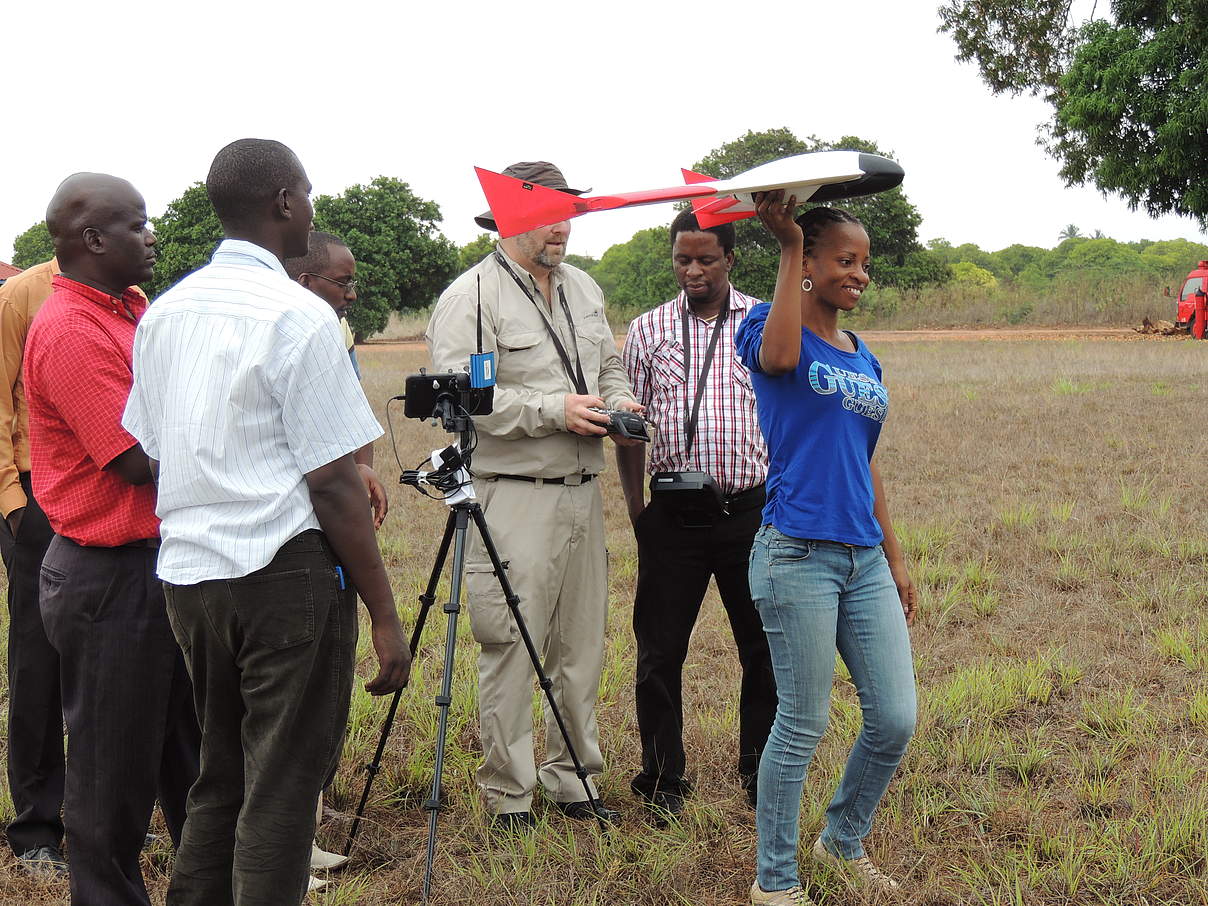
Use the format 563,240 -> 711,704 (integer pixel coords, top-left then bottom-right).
801,278 -> 813,293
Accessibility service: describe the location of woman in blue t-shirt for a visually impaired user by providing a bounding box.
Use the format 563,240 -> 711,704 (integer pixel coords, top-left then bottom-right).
734,193 -> 917,906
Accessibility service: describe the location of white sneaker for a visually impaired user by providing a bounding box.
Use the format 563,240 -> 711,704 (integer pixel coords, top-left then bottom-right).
310,841 -> 349,871
307,875 -> 328,893
750,881 -> 815,905
812,837 -> 900,892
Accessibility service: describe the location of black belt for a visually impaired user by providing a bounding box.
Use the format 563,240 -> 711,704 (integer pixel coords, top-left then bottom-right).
721,483 -> 765,515
492,474 -> 595,486
122,537 -> 161,549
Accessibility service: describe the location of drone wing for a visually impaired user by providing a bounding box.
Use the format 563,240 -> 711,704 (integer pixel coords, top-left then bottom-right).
682,168 -> 756,227
475,167 -> 716,238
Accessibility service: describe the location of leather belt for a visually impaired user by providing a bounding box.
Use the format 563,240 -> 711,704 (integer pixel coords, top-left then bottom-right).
492,474 -> 595,486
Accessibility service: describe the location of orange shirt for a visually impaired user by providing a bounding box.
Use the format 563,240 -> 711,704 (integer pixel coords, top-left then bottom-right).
0,259 -> 58,517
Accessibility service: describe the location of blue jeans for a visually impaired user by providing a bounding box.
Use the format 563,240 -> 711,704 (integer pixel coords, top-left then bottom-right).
749,525 -> 916,890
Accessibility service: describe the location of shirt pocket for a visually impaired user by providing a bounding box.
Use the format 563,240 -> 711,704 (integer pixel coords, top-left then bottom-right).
731,358 -> 755,395
574,321 -> 603,391
651,342 -> 688,396
496,329 -> 547,388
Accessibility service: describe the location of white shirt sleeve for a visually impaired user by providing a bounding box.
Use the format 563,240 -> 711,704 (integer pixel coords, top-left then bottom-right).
278,317 -> 382,475
122,322 -> 161,460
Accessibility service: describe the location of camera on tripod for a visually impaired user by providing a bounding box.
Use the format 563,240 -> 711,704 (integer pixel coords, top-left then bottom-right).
403,367 -> 494,429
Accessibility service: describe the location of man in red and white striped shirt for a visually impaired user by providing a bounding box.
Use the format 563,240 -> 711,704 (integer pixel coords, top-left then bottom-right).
617,210 -> 777,821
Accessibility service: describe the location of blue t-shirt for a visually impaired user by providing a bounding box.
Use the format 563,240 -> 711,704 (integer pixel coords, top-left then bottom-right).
734,303 -> 888,546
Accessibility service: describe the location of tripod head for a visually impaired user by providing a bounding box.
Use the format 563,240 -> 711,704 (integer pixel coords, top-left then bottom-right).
396,368 -> 494,503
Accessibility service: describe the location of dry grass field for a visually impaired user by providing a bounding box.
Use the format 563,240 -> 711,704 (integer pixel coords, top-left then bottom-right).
0,332 -> 1206,905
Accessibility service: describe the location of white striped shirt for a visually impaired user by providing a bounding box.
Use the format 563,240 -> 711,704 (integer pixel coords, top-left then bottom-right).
122,240 -> 383,584
623,287 -> 768,495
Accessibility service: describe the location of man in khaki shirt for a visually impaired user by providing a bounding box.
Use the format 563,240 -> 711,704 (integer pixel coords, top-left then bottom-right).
427,161 -> 641,828
0,258 -> 67,874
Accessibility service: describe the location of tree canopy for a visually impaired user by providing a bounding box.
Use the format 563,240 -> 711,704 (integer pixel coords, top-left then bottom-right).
314,177 -> 458,338
592,227 -> 680,324
12,221 -> 54,270
147,183 -> 223,298
939,1 -> 1208,224
458,234 -> 496,273
145,176 -> 462,338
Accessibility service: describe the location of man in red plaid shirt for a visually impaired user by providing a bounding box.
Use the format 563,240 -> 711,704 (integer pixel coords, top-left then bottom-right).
617,210 -> 777,822
23,173 -> 199,906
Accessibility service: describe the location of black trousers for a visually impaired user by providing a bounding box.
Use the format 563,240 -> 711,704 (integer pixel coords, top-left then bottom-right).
0,473 -> 64,856
164,530 -> 356,906
631,488 -> 777,799
39,534 -> 200,906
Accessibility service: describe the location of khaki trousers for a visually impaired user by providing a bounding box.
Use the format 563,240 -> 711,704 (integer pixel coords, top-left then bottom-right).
464,476 -> 608,813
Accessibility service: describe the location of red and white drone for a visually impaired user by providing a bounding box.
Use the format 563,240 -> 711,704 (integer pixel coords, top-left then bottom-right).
474,151 -> 905,239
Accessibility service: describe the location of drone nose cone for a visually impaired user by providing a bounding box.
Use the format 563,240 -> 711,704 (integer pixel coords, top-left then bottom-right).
811,153 -> 905,202
859,153 -> 905,190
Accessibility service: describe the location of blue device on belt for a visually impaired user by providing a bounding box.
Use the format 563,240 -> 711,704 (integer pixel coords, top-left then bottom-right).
334,566 -> 346,590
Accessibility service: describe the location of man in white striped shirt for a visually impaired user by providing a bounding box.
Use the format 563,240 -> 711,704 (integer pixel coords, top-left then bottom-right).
616,211 -> 777,822
123,138 -> 410,906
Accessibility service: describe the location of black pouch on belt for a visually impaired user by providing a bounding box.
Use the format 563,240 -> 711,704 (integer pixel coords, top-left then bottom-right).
649,471 -> 724,529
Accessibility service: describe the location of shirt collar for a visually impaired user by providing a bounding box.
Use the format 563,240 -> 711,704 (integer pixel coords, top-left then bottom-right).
51,274 -> 146,320
678,285 -> 749,318
212,239 -> 289,277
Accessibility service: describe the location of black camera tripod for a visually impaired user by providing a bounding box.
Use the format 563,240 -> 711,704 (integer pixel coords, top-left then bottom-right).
344,403 -> 609,904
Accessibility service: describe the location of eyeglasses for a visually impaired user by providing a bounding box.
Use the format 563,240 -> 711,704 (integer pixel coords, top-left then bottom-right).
303,273 -> 357,293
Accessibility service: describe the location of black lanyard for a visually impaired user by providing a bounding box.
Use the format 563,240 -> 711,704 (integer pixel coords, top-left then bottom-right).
493,251 -> 588,395
681,292 -> 730,455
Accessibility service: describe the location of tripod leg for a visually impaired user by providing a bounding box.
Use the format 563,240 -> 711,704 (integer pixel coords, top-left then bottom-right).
423,506 -> 472,904
344,509 -> 458,857
468,503 -> 610,832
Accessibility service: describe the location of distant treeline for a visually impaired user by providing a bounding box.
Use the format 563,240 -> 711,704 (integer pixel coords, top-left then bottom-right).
578,231 -> 1208,330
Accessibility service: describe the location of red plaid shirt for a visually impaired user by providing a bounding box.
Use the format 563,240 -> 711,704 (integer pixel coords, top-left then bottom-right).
24,276 -> 158,546
622,287 -> 769,495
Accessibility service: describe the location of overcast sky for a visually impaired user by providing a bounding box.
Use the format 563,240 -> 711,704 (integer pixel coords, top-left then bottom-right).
3,0 -> 1204,265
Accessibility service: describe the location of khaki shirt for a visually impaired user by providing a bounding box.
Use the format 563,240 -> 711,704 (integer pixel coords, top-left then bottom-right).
0,259 -> 58,516
426,245 -> 635,479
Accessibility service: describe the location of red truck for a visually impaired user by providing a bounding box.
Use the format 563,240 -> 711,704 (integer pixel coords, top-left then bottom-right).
1175,260 -> 1208,338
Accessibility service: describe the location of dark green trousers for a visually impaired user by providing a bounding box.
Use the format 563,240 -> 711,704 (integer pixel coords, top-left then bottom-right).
164,531 -> 357,906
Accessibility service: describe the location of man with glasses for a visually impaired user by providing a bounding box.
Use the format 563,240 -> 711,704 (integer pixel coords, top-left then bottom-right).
285,231 -> 386,529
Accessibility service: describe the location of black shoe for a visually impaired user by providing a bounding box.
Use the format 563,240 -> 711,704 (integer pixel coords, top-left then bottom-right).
553,799 -> 620,823
742,776 -> 758,809
16,845 -> 68,879
490,811 -> 536,832
645,789 -> 686,826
